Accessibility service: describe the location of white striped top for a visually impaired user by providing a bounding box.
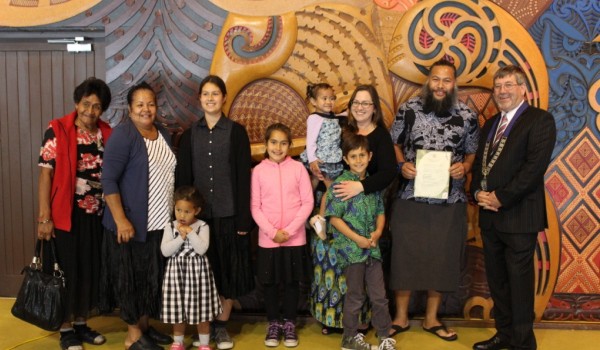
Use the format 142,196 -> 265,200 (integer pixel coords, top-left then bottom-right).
145,132 -> 177,231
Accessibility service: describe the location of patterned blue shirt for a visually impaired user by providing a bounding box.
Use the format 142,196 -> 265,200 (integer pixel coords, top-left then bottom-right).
390,97 -> 479,204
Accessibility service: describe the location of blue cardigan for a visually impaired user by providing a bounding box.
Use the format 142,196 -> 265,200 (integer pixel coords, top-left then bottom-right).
101,118 -> 173,242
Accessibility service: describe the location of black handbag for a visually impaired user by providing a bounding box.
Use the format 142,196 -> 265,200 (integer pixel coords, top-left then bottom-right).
11,238 -> 66,331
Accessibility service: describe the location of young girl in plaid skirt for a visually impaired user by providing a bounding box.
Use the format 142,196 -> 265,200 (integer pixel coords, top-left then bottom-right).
161,186 -> 222,350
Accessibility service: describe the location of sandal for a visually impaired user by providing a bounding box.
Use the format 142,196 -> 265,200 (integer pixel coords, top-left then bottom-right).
60,330 -> 83,350
74,324 -> 106,345
422,322 -> 458,341
127,334 -> 163,350
389,323 -> 410,337
321,325 -> 342,335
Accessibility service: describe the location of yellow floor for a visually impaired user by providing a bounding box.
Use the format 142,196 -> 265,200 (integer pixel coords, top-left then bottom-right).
2,298 -> 599,350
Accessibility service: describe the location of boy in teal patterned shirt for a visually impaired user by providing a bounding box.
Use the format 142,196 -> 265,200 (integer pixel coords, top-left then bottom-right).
325,133 -> 396,350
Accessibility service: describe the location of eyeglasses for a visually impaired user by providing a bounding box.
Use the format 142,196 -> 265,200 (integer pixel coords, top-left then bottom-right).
351,101 -> 374,108
493,82 -> 522,90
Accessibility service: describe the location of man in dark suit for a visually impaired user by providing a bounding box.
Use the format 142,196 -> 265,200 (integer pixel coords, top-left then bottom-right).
471,65 -> 556,350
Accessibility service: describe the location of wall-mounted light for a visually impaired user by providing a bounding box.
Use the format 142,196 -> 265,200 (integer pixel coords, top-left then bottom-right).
47,36 -> 92,53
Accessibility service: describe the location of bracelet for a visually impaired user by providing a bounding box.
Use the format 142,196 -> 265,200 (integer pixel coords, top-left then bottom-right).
37,218 -> 52,224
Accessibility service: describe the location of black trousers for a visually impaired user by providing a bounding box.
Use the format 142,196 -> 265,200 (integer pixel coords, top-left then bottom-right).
263,282 -> 300,322
481,227 -> 538,350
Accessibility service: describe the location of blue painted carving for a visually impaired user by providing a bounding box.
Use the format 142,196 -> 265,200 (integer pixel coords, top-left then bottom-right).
45,0 -> 229,130
529,1 -> 600,158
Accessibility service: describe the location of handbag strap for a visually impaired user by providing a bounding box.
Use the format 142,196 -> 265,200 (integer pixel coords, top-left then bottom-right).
33,239 -> 64,275
31,239 -> 43,269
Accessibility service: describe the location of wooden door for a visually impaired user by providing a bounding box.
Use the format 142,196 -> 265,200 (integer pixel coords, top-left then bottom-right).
0,36 -> 105,296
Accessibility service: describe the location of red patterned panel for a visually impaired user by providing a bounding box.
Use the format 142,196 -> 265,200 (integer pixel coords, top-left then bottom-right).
565,140 -> 599,180
565,207 -> 598,247
545,171 -> 574,210
549,127 -> 600,294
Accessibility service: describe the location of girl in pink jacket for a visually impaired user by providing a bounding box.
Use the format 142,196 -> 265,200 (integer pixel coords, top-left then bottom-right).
251,123 -> 314,348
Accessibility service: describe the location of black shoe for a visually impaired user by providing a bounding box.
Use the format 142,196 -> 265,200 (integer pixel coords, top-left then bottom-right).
473,335 -> 511,350
144,326 -> 173,345
129,334 -> 163,350
60,330 -> 83,350
73,324 -> 106,345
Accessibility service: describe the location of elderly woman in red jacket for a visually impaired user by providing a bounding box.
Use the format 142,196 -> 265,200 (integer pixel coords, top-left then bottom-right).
37,77 -> 112,350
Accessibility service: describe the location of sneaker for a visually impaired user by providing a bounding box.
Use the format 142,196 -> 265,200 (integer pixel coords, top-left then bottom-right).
264,321 -> 282,347
198,345 -> 213,350
341,333 -> 376,350
378,337 -> 396,350
169,343 -> 186,350
282,320 -> 298,347
214,327 -> 234,350
310,215 -> 327,240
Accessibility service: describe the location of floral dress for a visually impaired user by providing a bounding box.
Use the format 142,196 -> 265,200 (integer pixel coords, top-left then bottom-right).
39,126 -> 105,215
309,169 -> 374,329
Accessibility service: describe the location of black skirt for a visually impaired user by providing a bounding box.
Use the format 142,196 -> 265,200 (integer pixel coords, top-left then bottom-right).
205,217 -> 255,299
43,208 -> 103,321
99,229 -> 165,324
256,245 -> 311,285
389,199 -> 467,292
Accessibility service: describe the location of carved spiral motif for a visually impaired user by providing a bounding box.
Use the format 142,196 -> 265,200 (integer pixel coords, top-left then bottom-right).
223,17 -> 282,64
402,1 -> 500,83
389,0 -> 548,112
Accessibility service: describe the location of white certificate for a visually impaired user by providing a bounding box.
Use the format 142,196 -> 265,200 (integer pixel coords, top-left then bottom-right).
414,149 -> 451,199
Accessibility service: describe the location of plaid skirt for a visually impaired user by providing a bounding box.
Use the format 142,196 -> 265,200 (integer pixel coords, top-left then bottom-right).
161,253 -> 222,324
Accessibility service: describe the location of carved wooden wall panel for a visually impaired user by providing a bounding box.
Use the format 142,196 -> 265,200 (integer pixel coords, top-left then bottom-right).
212,3 -> 396,130
0,0 -> 100,26
28,1 -> 230,134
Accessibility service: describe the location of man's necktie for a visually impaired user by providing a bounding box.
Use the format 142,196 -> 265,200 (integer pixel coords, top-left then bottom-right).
492,113 -> 508,151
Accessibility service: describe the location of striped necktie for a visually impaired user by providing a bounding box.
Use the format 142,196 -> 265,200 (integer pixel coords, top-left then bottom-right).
492,113 -> 508,150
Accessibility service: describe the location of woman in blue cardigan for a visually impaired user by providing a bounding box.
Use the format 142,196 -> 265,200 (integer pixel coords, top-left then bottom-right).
100,82 -> 176,350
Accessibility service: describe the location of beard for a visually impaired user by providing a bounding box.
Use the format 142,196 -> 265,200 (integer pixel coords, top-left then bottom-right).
421,84 -> 457,116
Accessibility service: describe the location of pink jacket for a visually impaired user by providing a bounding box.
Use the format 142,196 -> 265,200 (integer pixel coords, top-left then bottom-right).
251,156 -> 314,248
